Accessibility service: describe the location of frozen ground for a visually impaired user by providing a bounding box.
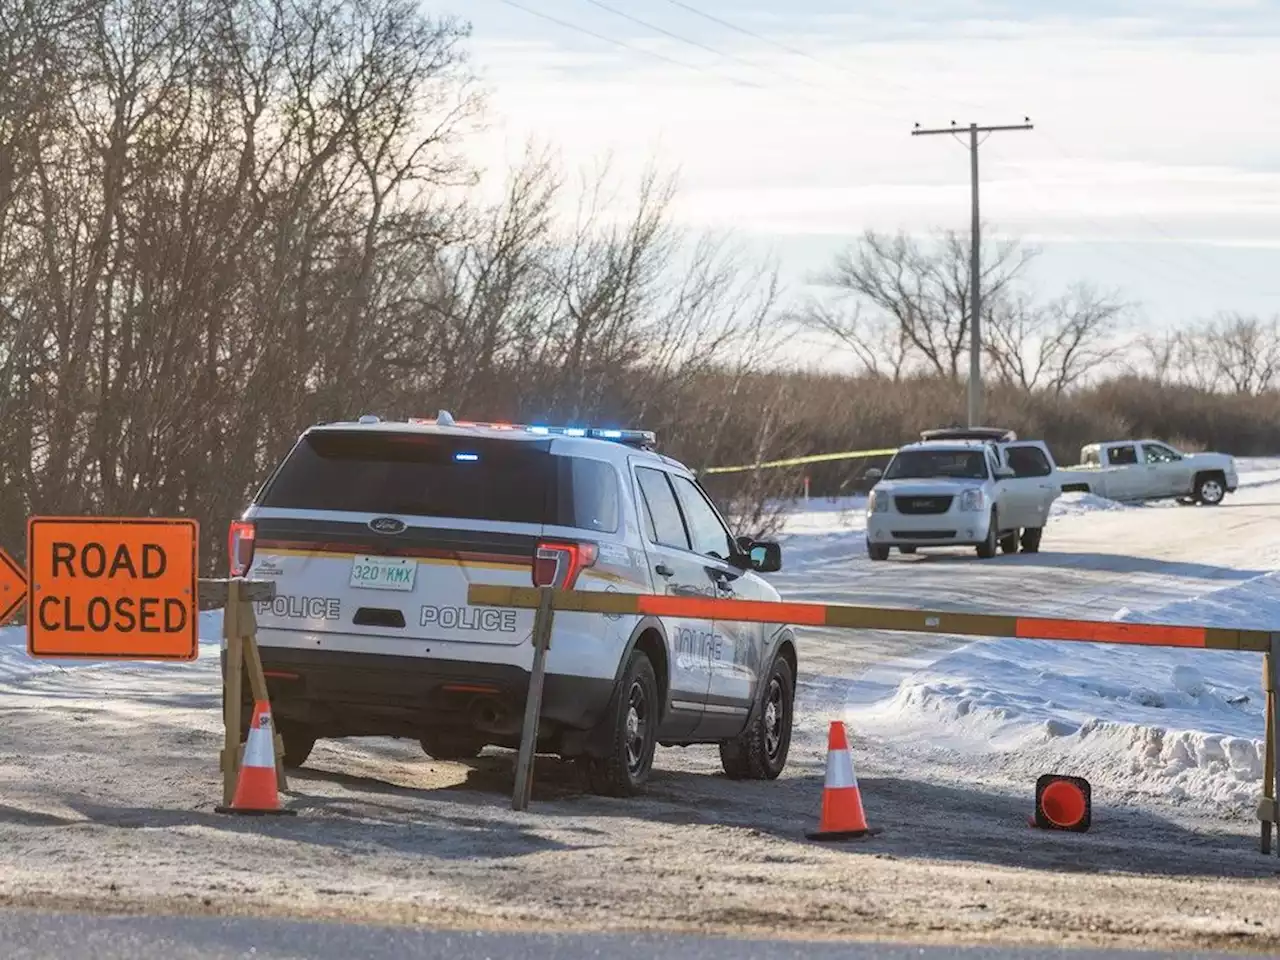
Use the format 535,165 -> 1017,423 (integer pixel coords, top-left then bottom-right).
1,461 -> 1279,950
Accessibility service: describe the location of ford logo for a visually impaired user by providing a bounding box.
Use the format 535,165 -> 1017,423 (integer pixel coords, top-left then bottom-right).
368,517 -> 406,535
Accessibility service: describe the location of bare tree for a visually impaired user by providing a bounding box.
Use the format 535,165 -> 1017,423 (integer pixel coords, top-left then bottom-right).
984,284 -> 1130,395
1194,313 -> 1280,395
797,228 -> 1035,380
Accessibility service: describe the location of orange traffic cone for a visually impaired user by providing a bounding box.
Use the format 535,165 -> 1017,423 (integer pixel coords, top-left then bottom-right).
216,701 -> 295,816
806,720 -> 878,840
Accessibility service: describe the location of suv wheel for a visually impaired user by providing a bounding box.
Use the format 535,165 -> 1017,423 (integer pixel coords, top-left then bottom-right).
1020,527 -> 1043,553
1194,473 -> 1225,506
420,732 -> 486,761
720,656 -> 794,780
976,510 -> 998,559
279,721 -> 316,769
580,650 -> 658,796
866,541 -> 890,561
999,529 -> 1020,554
239,713 -> 315,769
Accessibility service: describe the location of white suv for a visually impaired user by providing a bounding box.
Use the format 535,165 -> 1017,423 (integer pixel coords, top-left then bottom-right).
865,428 -> 1061,559
226,413 -> 797,796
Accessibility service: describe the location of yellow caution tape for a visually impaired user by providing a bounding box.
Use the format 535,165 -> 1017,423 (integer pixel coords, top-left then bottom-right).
699,447 -> 898,475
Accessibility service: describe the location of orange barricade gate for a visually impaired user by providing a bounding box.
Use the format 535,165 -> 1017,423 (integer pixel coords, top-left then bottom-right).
468,584 -> 1280,855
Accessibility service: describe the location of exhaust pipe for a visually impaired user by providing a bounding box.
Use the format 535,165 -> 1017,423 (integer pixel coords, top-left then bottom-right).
469,697 -> 509,731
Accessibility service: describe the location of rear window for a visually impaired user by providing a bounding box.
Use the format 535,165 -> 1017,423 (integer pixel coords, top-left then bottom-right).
259,431 -> 619,532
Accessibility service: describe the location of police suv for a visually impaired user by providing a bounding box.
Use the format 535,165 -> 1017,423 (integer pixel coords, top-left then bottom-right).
227,413 -> 797,795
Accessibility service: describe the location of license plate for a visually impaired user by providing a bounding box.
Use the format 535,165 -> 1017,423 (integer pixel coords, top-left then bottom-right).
349,556 -> 417,591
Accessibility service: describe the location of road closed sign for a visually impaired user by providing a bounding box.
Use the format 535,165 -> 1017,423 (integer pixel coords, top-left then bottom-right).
27,517 -> 199,660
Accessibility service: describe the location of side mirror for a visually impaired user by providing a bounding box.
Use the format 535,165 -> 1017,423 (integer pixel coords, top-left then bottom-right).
865,467 -> 883,481
746,540 -> 782,574
995,465 -> 1015,480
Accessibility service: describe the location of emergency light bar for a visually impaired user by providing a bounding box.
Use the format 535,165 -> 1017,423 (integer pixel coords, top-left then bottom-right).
404,414 -> 656,450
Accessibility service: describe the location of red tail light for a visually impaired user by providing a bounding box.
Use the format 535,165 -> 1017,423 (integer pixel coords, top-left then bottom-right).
228,520 -> 256,576
533,541 -> 597,588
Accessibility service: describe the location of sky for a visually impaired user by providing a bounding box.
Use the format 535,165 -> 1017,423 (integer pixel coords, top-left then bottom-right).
459,0 -> 1280,368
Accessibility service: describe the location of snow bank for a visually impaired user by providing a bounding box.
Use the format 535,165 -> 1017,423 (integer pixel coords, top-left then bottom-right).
0,610 -> 224,685
851,573 -> 1278,808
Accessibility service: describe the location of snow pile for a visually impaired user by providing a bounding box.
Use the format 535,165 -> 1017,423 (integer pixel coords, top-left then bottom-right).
0,610 -> 224,685
850,572 -> 1278,808
1050,490 -> 1135,517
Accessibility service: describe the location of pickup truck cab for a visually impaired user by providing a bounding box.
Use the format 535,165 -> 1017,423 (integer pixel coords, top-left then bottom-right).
1057,440 -> 1238,505
865,427 -> 1062,559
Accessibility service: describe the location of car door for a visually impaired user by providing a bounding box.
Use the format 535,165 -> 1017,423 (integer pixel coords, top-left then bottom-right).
1102,443 -> 1142,499
1140,442 -> 1192,497
668,473 -> 762,736
633,465 -> 715,735
1001,442 -> 1058,527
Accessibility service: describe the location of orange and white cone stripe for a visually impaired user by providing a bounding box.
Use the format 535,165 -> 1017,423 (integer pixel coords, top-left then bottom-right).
216,700 -> 295,816
806,720 -> 877,841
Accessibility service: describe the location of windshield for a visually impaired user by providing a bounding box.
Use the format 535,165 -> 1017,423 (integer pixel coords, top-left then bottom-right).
884,449 -> 989,481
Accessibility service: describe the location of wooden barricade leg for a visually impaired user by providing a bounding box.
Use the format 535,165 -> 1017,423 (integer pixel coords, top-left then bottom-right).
221,583 -> 244,809
512,587 -> 555,812
240,602 -> 287,792
1262,639 -> 1279,855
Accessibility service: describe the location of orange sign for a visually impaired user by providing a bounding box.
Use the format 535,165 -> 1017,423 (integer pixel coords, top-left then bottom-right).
0,547 -> 25,625
27,517 -> 199,660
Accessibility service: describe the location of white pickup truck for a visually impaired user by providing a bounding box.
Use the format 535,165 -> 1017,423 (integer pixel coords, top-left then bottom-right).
1057,440 -> 1238,505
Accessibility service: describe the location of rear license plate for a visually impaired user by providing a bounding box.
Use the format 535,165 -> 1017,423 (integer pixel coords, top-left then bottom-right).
349,556 -> 417,591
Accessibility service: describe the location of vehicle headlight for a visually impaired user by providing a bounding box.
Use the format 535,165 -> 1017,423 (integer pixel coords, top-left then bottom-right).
868,490 -> 889,513
958,488 -> 985,512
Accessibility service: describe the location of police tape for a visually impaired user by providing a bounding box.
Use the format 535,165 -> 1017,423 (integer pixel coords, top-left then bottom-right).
466,584 -> 1274,652
698,447 -> 897,476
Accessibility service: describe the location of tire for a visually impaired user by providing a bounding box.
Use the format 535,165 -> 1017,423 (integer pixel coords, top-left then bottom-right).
580,650 -> 658,797
279,722 -> 316,769
999,529 -> 1019,554
867,541 -> 890,561
899,545 -> 917,555
720,656 -> 794,780
238,712 -> 314,768
1020,527 -> 1043,554
976,511 -> 998,559
1194,473 -> 1226,506
420,732 -> 486,761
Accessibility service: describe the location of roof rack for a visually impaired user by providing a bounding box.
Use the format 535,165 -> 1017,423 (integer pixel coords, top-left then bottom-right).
920,426 -> 1017,443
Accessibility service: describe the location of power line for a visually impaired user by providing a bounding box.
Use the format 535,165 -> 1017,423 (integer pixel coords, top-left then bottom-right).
494,0 -> 765,88
578,0 -> 900,111
661,0 -> 989,111
913,119 -> 1034,427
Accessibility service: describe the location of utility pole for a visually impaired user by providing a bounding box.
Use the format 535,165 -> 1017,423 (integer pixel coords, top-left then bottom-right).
912,119 -> 1033,427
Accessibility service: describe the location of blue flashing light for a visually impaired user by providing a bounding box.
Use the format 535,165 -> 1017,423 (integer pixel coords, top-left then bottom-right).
565,428 -> 587,437
527,426 -> 550,435
454,452 -> 479,462
598,429 -> 623,439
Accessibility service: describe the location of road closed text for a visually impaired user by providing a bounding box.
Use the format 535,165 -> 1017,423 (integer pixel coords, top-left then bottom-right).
27,518 -> 199,660
37,543 -> 186,633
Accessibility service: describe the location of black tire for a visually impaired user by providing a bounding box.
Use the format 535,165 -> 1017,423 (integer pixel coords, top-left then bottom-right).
279,722 -> 316,769
420,732 -> 486,761
720,656 -> 794,780
976,511 -> 998,558
867,541 -> 890,561
999,529 -> 1019,554
899,545 -> 917,555
238,711 -> 314,769
1194,473 -> 1226,506
1020,527 -> 1043,554
580,650 -> 658,797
